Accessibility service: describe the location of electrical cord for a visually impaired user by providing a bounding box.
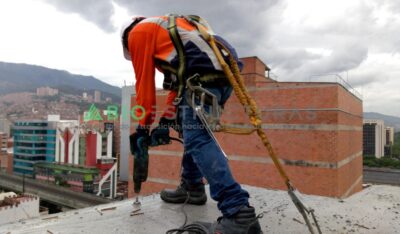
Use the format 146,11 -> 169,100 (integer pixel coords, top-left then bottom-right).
165,193 -> 264,234
165,192 -> 209,234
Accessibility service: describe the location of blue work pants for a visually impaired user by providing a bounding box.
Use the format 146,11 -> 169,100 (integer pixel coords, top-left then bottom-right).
179,85 -> 250,217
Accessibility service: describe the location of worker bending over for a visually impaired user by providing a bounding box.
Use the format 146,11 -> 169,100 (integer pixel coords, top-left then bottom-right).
121,15 -> 262,234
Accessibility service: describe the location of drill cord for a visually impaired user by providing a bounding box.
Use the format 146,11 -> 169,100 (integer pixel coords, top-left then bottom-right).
165,192 -> 209,234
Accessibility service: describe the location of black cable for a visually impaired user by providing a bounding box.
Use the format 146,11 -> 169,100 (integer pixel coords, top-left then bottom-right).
166,192 -> 209,234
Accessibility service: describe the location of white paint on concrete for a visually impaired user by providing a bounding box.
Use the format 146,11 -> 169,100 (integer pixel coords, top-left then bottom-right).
1,185 -> 400,233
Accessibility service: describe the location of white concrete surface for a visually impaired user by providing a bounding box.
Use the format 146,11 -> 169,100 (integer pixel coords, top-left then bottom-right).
1,184 -> 400,233
0,195 -> 40,226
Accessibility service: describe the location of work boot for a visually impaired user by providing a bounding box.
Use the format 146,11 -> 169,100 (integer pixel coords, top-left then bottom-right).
195,206 -> 263,234
160,180 -> 207,205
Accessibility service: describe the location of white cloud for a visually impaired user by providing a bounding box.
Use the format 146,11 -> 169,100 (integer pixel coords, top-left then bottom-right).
0,0 -> 399,117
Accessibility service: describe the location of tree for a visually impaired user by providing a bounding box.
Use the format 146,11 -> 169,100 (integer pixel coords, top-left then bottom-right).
393,132 -> 400,158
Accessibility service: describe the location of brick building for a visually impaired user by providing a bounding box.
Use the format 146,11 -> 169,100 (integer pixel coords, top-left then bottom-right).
128,56 -> 363,198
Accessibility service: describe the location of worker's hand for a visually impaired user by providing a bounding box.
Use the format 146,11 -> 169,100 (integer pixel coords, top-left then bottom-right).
129,125 -> 150,155
150,117 -> 173,146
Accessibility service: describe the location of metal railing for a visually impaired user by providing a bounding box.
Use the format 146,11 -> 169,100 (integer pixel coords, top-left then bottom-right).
308,74 -> 363,100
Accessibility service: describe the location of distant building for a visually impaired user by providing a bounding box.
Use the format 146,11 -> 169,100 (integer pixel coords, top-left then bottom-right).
37,128 -> 116,197
83,92 -> 88,99
119,85 -> 135,181
0,192 -> 40,225
87,95 -> 93,103
34,162 -> 100,193
36,87 -> 59,97
0,119 -> 12,136
55,128 -> 112,167
0,132 -> 11,173
94,91 -> 101,103
12,120 -> 57,176
0,138 -> 14,174
0,132 -> 6,152
363,119 -> 386,158
386,127 -> 395,145
384,127 -> 395,157
105,97 -> 112,103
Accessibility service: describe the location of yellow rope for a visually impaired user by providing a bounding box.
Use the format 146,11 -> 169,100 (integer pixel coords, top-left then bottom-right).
200,29 -> 291,186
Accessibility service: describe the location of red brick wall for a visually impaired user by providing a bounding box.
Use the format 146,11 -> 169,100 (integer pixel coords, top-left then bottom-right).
128,57 -> 363,198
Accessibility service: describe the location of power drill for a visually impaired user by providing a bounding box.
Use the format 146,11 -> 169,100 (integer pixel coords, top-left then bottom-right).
130,121 -> 183,195
130,133 -> 150,194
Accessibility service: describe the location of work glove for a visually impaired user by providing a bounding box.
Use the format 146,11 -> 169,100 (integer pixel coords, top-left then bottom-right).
150,117 -> 173,146
129,125 -> 150,156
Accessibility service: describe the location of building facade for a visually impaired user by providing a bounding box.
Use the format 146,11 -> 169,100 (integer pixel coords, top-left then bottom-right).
119,85 -> 135,181
36,87 -> 59,96
386,127 -> 395,145
363,119 -> 385,158
12,121 -> 57,176
94,90 -> 101,103
41,127 -> 117,197
0,119 -> 11,136
0,132 -> 10,173
127,56 -> 363,198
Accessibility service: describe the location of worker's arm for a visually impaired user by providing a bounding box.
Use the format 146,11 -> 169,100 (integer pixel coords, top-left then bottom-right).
129,22 -> 158,127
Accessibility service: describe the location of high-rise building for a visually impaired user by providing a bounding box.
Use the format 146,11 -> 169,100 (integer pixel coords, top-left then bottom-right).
94,90 -> 101,103
363,119 -> 386,158
12,121 -> 57,176
0,119 -> 11,136
0,132 -> 6,152
386,127 -> 395,145
0,132 -> 8,172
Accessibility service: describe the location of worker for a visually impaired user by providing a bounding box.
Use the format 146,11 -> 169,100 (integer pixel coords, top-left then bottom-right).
121,15 -> 262,233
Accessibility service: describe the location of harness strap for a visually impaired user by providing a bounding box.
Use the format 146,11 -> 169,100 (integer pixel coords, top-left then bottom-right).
167,15 -> 186,105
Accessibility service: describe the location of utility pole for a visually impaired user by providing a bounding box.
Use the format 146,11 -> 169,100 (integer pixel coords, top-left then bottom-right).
22,173 -> 25,194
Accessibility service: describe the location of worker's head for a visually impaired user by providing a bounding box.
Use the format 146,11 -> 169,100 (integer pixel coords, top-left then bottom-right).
120,16 -> 146,61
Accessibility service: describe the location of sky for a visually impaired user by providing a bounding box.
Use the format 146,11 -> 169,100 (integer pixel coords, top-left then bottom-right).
0,0 -> 399,117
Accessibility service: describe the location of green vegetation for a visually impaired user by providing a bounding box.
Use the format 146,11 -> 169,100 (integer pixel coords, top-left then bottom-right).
363,132 -> 400,169
392,132 -> 400,158
364,155 -> 400,169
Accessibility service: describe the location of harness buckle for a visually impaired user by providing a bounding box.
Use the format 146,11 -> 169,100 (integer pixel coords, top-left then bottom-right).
172,97 -> 183,106
186,75 -> 222,132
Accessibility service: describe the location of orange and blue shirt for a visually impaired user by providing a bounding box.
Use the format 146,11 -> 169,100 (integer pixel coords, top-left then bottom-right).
127,15 -> 242,126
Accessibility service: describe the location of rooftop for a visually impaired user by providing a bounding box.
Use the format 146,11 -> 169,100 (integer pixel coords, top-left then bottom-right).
1,184 -> 399,233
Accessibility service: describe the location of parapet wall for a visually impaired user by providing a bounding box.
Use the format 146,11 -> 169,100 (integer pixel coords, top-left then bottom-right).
0,194 -> 40,225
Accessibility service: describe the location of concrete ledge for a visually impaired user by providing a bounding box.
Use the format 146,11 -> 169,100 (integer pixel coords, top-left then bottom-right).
1,184 -> 400,233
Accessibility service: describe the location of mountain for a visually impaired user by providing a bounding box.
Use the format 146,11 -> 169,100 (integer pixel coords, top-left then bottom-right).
0,61 -> 121,97
364,112 -> 400,132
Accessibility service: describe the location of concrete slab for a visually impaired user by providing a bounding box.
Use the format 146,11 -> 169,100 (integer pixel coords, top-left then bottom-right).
1,184 -> 400,233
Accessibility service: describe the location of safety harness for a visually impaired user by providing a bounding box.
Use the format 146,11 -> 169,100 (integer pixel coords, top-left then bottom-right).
162,15 -> 229,104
